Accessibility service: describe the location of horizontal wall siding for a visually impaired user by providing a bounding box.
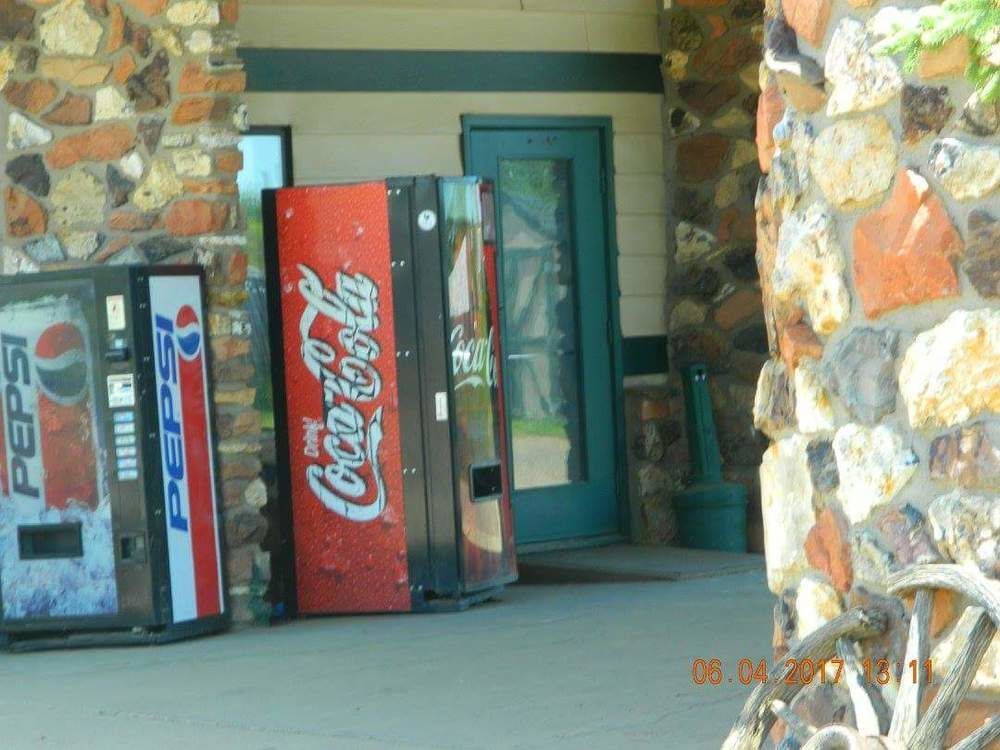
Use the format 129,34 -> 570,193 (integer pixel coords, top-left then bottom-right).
245,90 -> 666,337
239,2 -> 659,53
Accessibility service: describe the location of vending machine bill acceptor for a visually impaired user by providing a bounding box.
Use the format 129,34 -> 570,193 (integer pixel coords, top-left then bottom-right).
265,176 -> 517,615
0,266 -> 227,649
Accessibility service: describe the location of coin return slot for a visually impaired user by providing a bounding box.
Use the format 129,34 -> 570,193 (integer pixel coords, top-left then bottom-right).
470,461 -> 502,502
120,534 -> 147,564
19,524 -> 83,560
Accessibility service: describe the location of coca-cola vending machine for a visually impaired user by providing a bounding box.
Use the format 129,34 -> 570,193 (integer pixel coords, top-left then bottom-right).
0,266 -> 227,649
265,176 -> 517,615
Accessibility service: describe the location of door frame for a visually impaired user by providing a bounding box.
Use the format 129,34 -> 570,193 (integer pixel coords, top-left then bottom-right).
460,114 -> 630,548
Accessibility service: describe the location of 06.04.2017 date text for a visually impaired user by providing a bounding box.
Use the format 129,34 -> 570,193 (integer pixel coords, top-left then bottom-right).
691,658 -> 933,686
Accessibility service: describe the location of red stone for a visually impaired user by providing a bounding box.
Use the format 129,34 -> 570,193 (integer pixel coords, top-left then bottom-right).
677,133 -> 730,183
804,506 -> 853,593
47,124 -> 136,168
3,78 -> 59,114
781,0 -> 831,48
43,93 -> 93,126
220,0 -> 239,23
853,169 -> 964,319
717,206 -> 755,243
183,179 -> 238,196
691,33 -> 758,78
715,289 -> 762,330
226,250 -> 248,286
707,14 -> 728,39
163,200 -> 230,236
778,315 -> 823,371
5,186 -> 46,237
756,85 -> 784,173
179,63 -> 247,95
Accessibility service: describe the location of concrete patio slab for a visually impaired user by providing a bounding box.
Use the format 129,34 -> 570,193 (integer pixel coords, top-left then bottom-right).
0,572 -> 772,750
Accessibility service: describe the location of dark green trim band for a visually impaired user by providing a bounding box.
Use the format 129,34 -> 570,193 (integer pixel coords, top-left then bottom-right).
240,49 -> 663,93
622,335 -> 668,377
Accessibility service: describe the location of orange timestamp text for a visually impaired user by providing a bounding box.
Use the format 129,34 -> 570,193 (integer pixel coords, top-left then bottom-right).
691,657 -> 933,686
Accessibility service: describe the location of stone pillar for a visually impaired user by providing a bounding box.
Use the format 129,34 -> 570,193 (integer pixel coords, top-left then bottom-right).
1,0 -> 268,623
754,0 -> 999,734
660,0 -> 769,550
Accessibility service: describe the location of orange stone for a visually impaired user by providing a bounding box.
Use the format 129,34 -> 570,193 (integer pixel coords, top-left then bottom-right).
220,0 -> 238,23
804,507 -> 853,593
853,169 -> 964,319
214,149 -> 243,173
3,78 -> 59,114
47,123 -> 136,169
781,0 -> 831,48
163,200 -> 230,236
179,63 -> 247,95
109,211 -> 157,231
5,187 -> 47,238
106,3 -> 126,53
918,35 -> 970,80
172,97 -> 229,125
226,250 -> 248,286
130,0 -> 167,16
112,52 -> 137,85
183,179 -> 238,196
715,289 -> 762,330
756,85 -> 784,173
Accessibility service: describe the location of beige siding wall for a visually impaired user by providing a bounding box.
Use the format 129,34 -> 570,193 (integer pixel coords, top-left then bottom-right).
244,92 -> 668,337
240,0 -> 659,53
239,2 -> 667,337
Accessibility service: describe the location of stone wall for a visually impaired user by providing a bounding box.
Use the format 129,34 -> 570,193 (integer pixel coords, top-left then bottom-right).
752,0 -> 999,733
660,0 -> 769,551
1,0 -> 267,622
625,381 -> 687,545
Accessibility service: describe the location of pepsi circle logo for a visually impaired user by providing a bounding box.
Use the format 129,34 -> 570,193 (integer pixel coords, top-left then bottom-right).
35,322 -> 89,405
175,306 -> 202,361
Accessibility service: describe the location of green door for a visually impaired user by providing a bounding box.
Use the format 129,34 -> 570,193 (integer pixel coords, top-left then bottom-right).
465,120 -> 620,546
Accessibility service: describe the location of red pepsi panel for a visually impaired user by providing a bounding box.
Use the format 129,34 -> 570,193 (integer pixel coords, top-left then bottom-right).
149,276 -> 225,623
272,183 -> 411,614
0,291 -> 118,620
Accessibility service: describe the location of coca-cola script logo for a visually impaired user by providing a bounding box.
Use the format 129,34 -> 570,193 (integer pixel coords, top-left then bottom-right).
450,324 -> 495,391
297,264 -> 387,522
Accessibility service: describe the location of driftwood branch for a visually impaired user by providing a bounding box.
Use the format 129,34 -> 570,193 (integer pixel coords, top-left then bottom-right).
836,637 -> 891,737
910,607 -> 996,749
771,699 -> 817,743
949,716 -> 1000,750
721,607 -> 887,750
888,588 -> 932,744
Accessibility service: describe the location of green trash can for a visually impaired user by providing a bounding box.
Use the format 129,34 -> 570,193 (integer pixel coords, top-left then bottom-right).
673,363 -> 748,553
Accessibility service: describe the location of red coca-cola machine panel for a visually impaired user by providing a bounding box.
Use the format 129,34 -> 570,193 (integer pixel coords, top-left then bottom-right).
265,177 -> 517,615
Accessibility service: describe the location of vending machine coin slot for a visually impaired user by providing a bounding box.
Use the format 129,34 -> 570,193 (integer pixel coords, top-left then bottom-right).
470,461 -> 503,502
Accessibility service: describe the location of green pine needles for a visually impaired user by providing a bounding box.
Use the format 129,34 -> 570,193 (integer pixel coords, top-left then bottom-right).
872,0 -> 1000,102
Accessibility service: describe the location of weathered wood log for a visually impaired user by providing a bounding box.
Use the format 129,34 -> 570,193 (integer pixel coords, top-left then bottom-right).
888,588 -> 932,744
836,637 -> 891,737
800,725 -> 895,750
949,716 -> 1000,750
721,607 -> 887,750
909,607 -> 996,750
887,565 -> 1000,626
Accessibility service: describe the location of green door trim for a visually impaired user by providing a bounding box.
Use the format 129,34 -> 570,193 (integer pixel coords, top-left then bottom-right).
461,115 -> 630,545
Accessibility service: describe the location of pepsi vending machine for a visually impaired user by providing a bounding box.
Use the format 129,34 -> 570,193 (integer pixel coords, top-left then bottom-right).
0,266 -> 227,649
265,176 -> 517,615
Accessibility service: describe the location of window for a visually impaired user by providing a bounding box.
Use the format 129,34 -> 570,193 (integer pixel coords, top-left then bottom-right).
238,127 -> 292,430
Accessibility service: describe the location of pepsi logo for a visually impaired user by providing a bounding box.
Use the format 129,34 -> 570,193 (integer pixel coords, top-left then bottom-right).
34,322 -> 89,405
175,305 -> 202,361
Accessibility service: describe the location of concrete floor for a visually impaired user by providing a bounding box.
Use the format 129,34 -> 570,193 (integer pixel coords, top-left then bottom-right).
0,572 -> 773,750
